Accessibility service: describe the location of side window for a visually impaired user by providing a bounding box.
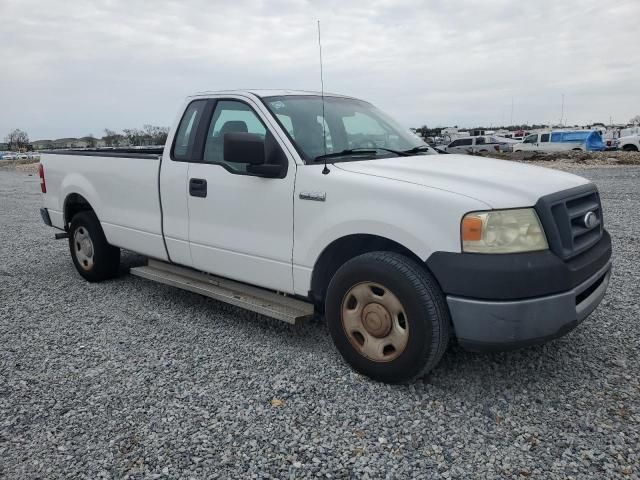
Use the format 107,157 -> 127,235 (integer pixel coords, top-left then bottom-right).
476,137 -> 485,145
449,140 -> 460,147
550,132 -> 562,142
523,134 -> 537,144
540,133 -> 550,142
172,100 -> 206,160
203,100 -> 267,172
459,138 -> 473,146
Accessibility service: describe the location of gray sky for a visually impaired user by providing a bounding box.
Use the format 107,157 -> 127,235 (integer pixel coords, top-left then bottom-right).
1,0 -> 639,140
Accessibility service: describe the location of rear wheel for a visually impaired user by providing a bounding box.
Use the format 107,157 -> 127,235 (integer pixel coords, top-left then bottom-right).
69,211 -> 120,282
622,144 -> 638,152
325,252 -> 450,383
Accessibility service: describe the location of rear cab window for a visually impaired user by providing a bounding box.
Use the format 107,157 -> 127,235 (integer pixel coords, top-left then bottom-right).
172,100 -> 207,160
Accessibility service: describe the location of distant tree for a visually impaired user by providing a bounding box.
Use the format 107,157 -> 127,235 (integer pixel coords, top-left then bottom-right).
5,129 -> 29,150
86,134 -> 96,148
630,115 -> 640,125
416,125 -> 429,139
154,127 -> 169,145
103,128 -> 121,147
142,124 -> 170,145
122,128 -> 144,146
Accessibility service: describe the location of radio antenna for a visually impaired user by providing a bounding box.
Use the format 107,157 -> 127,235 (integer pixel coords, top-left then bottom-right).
317,20 -> 329,174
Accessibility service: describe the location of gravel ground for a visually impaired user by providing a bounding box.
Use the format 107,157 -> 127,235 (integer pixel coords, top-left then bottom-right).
0,167 -> 638,479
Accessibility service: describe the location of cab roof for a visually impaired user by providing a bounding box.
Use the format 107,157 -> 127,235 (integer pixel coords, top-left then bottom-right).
192,89 -> 355,99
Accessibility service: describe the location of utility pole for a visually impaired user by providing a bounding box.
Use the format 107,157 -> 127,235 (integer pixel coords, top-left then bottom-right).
510,96 -> 514,127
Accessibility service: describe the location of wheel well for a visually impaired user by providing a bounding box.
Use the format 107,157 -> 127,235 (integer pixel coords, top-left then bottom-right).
309,234 -> 424,309
64,193 -> 94,227
622,144 -> 638,151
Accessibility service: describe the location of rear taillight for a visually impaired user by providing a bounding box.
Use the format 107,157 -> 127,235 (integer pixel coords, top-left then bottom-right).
494,145 -> 500,151
38,163 -> 46,193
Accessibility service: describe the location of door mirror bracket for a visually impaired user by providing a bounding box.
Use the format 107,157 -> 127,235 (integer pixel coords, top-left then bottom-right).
246,164 -> 283,178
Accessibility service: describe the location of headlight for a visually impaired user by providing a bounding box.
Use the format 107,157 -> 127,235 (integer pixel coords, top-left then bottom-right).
461,208 -> 548,253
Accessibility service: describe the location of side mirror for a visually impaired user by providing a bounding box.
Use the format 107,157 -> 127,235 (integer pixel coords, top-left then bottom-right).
223,131 -> 284,178
224,132 -> 265,165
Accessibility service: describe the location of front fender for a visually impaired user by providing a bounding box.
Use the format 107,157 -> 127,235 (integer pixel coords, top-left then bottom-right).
292,164 -> 487,295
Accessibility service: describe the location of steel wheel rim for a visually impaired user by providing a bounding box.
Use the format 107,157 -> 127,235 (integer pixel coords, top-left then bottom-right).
340,281 -> 409,362
73,227 -> 94,271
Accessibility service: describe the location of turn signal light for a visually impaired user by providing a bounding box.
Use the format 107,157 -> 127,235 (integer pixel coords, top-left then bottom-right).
461,216 -> 482,241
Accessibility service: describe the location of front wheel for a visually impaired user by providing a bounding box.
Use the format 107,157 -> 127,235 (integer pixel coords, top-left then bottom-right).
68,211 -> 120,282
325,252 -> 451,383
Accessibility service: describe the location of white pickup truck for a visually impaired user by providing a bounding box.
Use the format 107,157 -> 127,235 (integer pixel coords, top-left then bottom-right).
617,134 -> 640,152
40,90 -> 612,383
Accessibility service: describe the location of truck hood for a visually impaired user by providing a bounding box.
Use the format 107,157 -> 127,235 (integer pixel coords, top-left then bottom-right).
334,154 -> 590,209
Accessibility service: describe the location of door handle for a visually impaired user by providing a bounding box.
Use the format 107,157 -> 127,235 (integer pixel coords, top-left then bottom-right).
189,178 -> 207,198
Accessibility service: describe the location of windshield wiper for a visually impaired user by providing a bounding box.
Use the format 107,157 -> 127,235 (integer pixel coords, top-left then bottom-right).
313,147 -> 408,162
402,145 -> 432,154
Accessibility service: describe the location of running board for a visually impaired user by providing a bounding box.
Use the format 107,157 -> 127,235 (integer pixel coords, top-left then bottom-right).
130,259 -> 314,325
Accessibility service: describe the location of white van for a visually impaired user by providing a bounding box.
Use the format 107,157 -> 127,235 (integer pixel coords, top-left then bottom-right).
442,136 -> 503,154
514,131 -> 605,153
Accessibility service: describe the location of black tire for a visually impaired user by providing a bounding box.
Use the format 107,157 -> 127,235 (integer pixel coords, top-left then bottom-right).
68,211 -> 120,282
622,144 -> 638,152
325,251 -> 450,383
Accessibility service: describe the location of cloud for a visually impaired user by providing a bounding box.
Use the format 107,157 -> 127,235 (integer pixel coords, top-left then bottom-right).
1,0 -> 638,139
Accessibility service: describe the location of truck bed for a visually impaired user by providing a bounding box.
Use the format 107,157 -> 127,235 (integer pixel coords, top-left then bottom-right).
42,147 -> 163,159
40,149 -> 168,261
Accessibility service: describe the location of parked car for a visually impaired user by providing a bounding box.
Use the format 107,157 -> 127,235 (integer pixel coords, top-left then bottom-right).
433,145 -> 449,154
513,130 -> 605,153
617,134 -> 640,152
441,136 -> 503,154
1,152 -> 17,160
39,89 -> 611,383
491,136 -> 520,153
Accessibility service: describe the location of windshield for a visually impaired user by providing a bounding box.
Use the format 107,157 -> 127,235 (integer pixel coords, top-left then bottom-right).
263,95 -> 434,162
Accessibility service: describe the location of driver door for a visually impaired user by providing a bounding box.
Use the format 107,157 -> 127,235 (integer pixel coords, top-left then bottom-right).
186,98 -> 296,293
522,134 -> 538,151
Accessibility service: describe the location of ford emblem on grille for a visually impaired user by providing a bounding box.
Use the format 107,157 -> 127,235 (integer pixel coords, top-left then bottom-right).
583,211 -> 597,229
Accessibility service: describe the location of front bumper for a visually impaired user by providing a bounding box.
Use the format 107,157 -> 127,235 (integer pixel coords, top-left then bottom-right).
448,260 -> 611,351
426,228 -> 612,351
